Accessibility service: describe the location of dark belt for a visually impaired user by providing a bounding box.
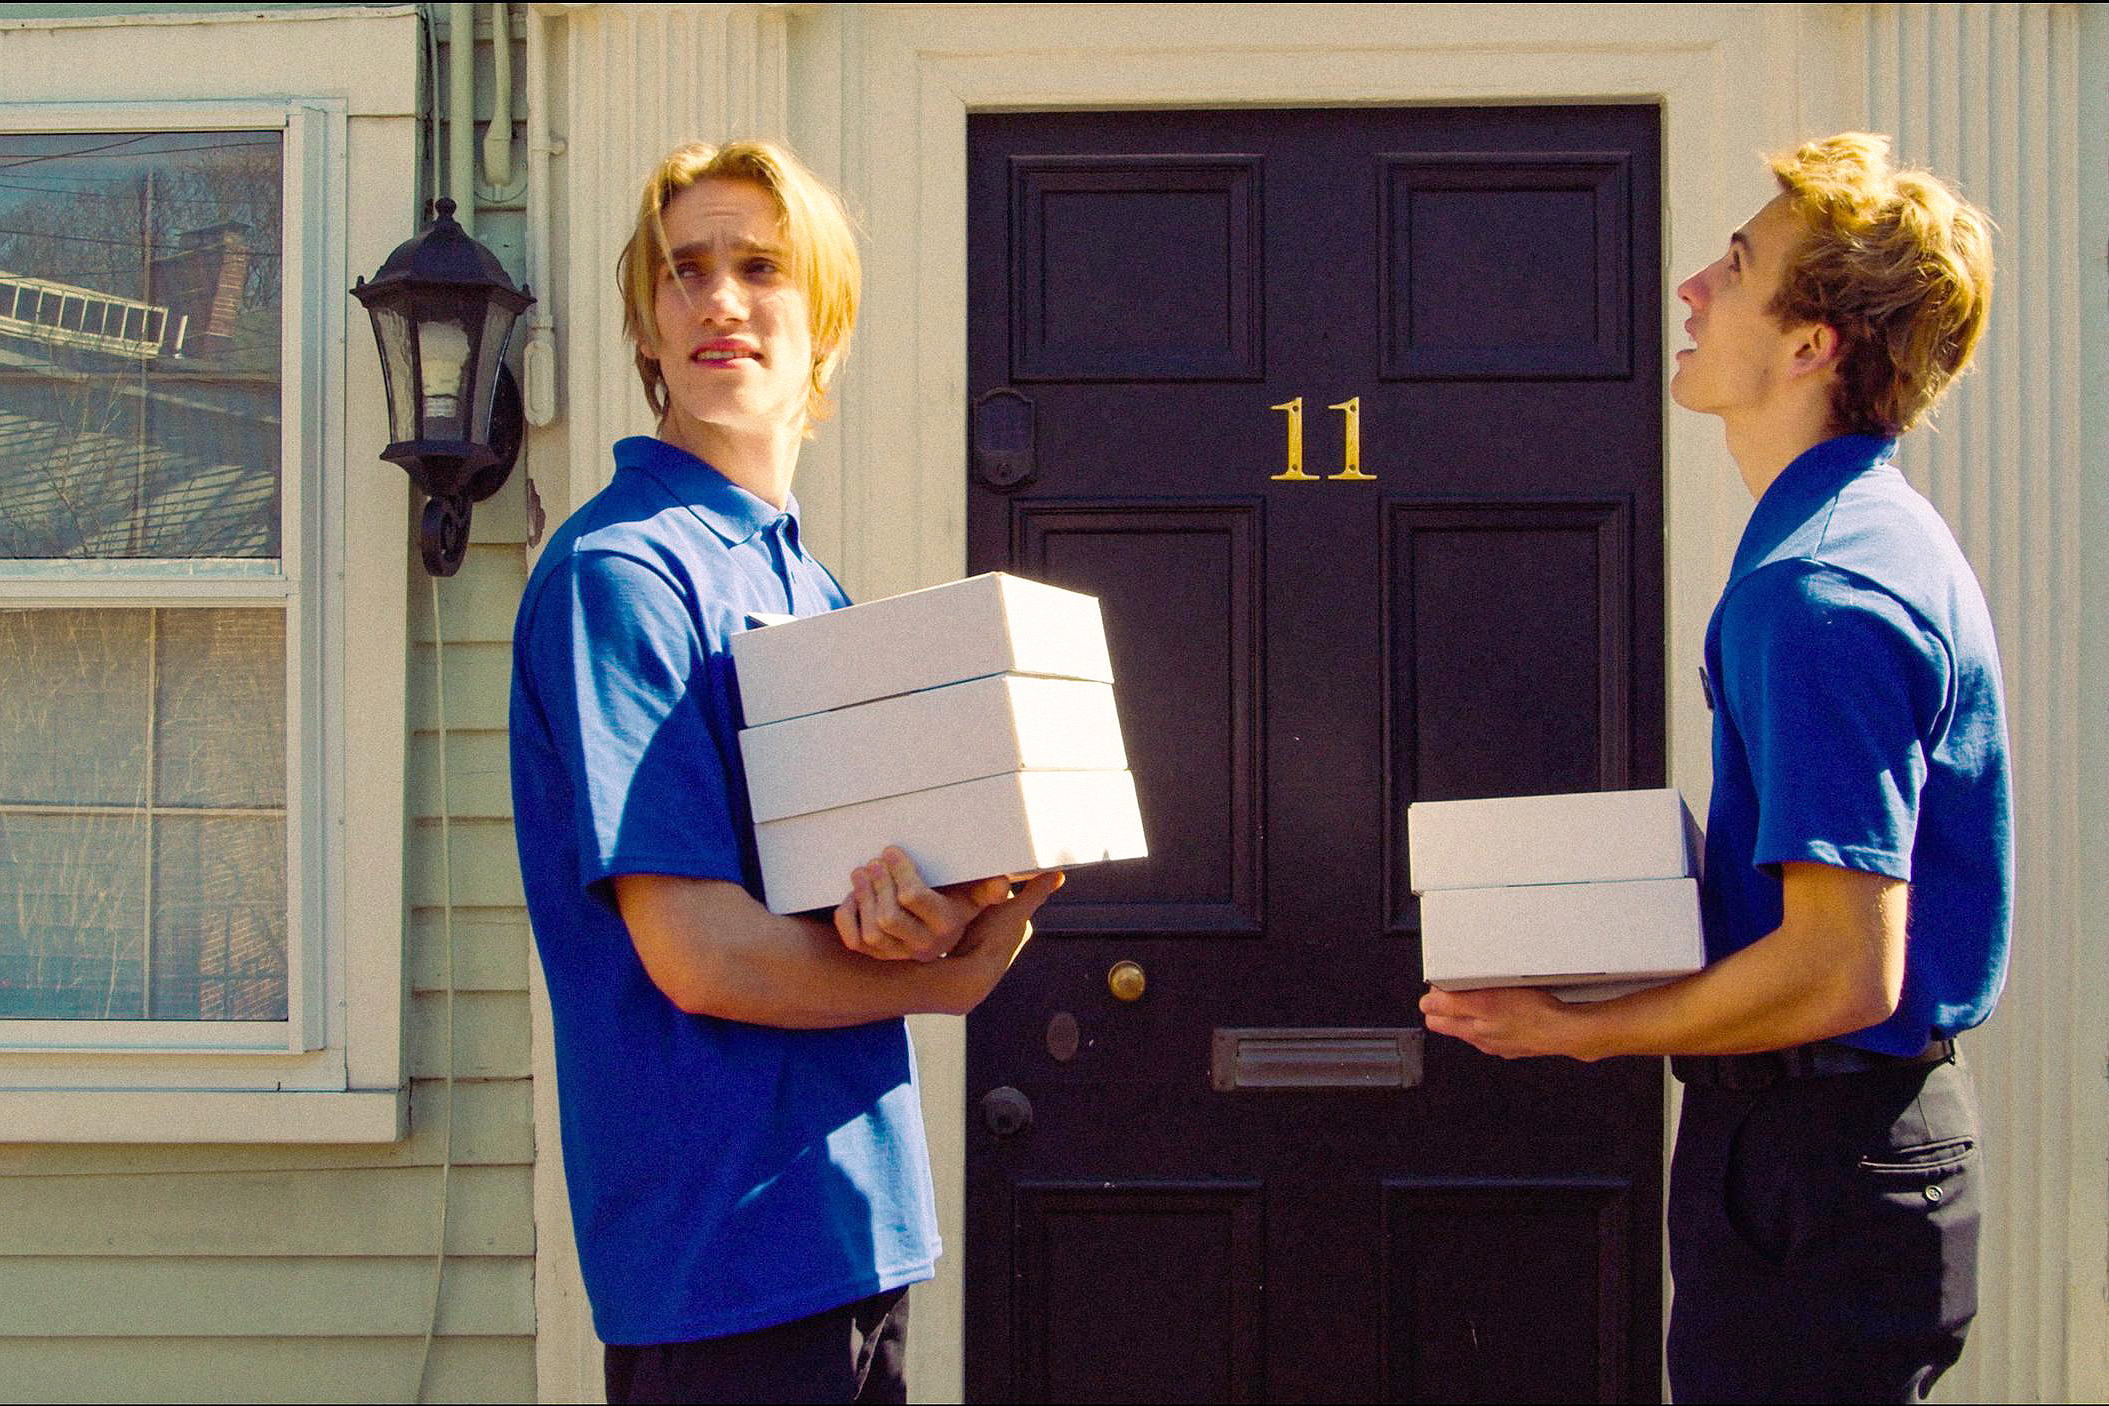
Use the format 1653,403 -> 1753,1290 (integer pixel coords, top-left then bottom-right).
1672,1037 -> 1955,1091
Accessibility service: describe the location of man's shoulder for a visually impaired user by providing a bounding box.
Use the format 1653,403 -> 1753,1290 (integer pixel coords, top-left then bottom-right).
517,480 -> 744,635
1718,558 -> 1945,670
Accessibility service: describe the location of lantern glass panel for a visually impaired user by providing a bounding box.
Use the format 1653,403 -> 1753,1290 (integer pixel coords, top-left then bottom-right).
370,302 -> 419,444
413,300 -> 478,442
468,299 -> 522,445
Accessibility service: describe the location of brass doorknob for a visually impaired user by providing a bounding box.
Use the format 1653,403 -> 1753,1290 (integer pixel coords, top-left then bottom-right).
1108,960 -> 1146,1002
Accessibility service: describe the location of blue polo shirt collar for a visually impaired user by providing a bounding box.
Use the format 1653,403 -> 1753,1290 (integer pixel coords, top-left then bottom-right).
1729,433 -> 1898,583
611,434 -> 801,547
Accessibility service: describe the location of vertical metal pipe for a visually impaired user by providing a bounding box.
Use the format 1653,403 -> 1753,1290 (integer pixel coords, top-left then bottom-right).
448,0 -> 476,235
483,3 -> 513,188
523,2 -> 558,427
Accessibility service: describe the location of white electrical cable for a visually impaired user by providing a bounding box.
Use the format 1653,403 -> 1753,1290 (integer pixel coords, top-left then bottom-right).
412,571 -> 459,1403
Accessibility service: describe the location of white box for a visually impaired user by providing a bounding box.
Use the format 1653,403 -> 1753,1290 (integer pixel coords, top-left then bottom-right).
1406,788 -> 1699,892
731,573 -> 1114,726
740,675 -> 1127,823
1418,877 -> 1704,990
756,769 -> 1148,914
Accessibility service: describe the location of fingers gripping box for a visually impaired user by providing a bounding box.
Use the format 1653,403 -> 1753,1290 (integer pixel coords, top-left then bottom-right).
731,573 -> 1149,914
1407,789 -> 1705,996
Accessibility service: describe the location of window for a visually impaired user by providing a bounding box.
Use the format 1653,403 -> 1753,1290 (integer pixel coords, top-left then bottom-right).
0,97 -> 405,1141
0,125 -> 300,1045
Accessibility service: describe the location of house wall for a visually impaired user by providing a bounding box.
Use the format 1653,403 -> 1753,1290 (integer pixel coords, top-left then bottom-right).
0,7 -> 536,1401
1844,6 -> 2109,1398
524,6 -> 2108,1402
0,4 -> 2096,1404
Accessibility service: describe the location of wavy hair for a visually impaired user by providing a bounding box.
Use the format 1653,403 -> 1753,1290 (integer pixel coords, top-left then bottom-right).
1765,132 -> 1994,436
617,139 -> 860,433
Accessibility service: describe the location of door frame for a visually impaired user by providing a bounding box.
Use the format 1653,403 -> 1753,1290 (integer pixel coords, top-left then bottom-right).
786,6 -> 1844,1399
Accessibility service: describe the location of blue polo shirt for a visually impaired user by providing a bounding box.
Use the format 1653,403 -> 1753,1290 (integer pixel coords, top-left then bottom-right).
508,435 -> 939,1344
1700,434 -> 2012,1055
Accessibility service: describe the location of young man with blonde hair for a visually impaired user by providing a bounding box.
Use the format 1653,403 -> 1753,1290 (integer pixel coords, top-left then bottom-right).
509,140 -> 1060,1404
1422,133 -> 2010,1402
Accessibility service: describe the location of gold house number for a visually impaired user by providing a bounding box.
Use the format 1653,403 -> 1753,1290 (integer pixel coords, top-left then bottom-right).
1269,396 -> 1377,482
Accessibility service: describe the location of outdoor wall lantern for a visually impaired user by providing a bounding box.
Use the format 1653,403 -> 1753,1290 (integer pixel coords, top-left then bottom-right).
352,197 -> 535,576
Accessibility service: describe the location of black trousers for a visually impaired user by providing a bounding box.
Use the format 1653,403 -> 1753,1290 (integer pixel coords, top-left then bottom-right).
1667,1053 -> 1980,1403
604,1288 -> 909,1405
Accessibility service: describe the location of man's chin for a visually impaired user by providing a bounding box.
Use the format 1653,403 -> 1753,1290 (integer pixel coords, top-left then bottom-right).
1667,370 -> 1706,415
670,385 -> 801,431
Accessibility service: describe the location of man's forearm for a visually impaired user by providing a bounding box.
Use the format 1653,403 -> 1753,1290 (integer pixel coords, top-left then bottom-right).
1567,905 -> 1901,1060
617,875 -> 978,1028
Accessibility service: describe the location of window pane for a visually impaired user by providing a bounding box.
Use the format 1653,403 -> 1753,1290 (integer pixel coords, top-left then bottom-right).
0,812 -> 148,1019
155,608 -> 285,808
0,130 -> 282,559
151,814 -> 285,1021
0,608 -> 150,807
0,606 -> 287,1023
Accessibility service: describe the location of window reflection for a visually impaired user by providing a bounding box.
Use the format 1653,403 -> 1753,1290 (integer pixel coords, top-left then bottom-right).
0,131 -> 283,559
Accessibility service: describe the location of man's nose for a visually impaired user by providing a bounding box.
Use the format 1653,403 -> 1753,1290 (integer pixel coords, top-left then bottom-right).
694,271 -> 746,321
1675,266 -> 1709,312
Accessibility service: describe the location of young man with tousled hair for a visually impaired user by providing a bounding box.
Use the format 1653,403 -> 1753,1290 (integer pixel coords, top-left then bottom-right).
1421,133 -> 2010,1402
508,139 -> 1061,1405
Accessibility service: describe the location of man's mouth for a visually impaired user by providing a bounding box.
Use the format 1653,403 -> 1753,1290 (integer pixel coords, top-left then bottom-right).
693,342 -> 759,365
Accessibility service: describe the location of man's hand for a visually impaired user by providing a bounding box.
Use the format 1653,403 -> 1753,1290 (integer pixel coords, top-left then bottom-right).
833,847 -> 1013,961
929,870 -> 1065,1012
1419,985 -> 1600,1061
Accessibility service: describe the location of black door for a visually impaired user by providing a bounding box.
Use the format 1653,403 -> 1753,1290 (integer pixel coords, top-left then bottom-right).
966,105 -> 1665,1403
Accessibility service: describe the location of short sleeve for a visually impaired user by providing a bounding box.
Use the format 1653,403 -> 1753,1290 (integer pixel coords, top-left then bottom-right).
519,548 -> 747,894
1717,563 -> 1951,881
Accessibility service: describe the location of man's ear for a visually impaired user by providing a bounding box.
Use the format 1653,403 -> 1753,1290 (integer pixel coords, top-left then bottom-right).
1789,320 -> 1844,380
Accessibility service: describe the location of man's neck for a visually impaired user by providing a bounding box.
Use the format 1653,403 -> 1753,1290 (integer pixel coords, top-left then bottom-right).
1721,393 -> 1839,502
658,411 -> 803,511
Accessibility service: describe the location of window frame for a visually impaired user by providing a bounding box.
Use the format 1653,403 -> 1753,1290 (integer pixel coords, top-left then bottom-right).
0,95 -> 405,1141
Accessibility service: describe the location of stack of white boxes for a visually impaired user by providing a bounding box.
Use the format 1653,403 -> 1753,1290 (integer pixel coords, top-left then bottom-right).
1407,789 -> 1706,1001
731,572 -> 1149,914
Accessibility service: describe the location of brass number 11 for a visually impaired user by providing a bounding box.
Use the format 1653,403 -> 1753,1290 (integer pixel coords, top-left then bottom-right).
1327,397 -> 1375,481
1269,395 -> 1376,482
1268,398 -> 1317,480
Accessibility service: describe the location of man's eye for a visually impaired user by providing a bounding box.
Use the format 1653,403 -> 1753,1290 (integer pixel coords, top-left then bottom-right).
745,258 -> 780,278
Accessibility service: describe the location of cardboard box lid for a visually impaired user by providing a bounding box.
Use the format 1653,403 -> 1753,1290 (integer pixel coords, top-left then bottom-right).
755,768 -> 1148,914
1418,876 -> 1703,987
1406,788 -> 1698,893
731,573 -> 1114,726
740,675 -> 1128,822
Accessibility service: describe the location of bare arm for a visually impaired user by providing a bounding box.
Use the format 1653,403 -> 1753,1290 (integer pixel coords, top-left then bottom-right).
1420,860 -> 1908,1061
614,869 -> 1063,1028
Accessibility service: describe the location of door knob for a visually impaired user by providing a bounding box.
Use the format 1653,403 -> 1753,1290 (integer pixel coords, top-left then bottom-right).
981,1086 -> 1033,1137
1108,960 -> 1146,1002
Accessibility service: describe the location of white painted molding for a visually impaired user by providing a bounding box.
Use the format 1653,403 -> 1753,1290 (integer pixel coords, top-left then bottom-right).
790,6 -> 1802,1401
0,1088 -> 407,1144
531,6 -> 794,1397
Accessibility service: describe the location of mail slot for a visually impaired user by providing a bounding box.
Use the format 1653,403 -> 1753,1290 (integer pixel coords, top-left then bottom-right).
1210,1027 -> 1425,1092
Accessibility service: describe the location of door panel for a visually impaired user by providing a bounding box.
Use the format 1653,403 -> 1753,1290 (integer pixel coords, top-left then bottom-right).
968,104 -> 1665,1403
1011,156 -> 1265,382
1014,504 -> 1263,933
1383,1180 -> 1630,1403
1381,153 -> 1633,380
1015,1183 -> 1266,1404
1384,499 -> 1634,929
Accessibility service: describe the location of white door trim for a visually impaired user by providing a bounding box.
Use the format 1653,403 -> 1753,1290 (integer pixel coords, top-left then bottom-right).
788,5 -> 1830,1400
